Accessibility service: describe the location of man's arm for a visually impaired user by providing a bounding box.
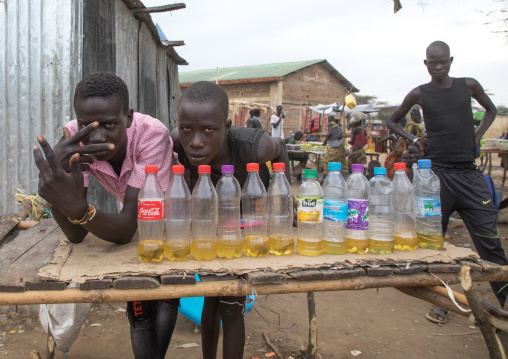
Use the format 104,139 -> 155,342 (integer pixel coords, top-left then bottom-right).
271,115 -> 282,129
256,133 -> 291,184
386,87 -> 425,154
467,78 -> 497,143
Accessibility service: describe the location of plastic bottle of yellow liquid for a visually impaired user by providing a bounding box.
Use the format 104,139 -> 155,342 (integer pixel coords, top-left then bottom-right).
322,162 -> 348,254
346,164 -> 370,254
414,159 -> 443,249
392,163 -> 418,251
267,163 -> 294,255
191,165 -> 218,260
137,165 -> 165,263
367,167 -> 395,254
164,165 -> 191,260
242,163 -> 269,257
297,169 -> 324,256
216,165 -> 243,259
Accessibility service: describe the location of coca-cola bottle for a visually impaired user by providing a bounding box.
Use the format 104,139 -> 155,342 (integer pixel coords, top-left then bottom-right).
137,165 -> 165,263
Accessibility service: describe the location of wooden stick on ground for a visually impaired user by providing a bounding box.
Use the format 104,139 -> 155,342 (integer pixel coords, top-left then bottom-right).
262,332 -> 283,359
300,292 -> 318,359
460,266 -> 504,359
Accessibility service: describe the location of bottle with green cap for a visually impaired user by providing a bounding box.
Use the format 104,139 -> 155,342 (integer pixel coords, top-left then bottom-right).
367,167 -> 395,254
296,169 -> 324,256
322,162 -> 348,254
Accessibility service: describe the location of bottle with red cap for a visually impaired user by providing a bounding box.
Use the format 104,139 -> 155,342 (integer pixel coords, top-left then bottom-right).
267,162 -> 294,255
242,162 -> 269,257
392,162 -> 418,251
137,165 -> 165,263
164,165 -> 192,260
216,165 -> 243,258
191,165 -> 218,260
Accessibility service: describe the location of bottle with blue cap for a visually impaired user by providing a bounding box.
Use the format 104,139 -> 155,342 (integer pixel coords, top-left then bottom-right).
414,159 -> 443,249
367,167 -> 395,254
321,162 -> 348,254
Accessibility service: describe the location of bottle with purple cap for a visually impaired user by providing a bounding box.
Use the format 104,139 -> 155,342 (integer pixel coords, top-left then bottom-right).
346,164 -> 370,254
216,165 -> 243,258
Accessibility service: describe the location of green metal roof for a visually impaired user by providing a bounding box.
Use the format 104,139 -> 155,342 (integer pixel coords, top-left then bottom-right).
178,59 -> 358,92
179,59 -> 327,83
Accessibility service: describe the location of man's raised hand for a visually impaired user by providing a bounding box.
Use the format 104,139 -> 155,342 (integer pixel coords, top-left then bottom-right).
53,122 -> 115,172
33,136 -> 88,220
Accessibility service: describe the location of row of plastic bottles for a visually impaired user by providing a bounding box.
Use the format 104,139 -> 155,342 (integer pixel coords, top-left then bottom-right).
296,160 -> 443,257
137,162 -> 294,262
136,158 -> 443,262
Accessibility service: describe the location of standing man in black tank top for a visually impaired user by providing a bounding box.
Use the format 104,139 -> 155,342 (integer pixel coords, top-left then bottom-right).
387,41 -> 508,323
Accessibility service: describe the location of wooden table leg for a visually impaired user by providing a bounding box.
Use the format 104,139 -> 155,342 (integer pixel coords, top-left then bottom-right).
488,152 -> 493,176
503,154 -> 507,186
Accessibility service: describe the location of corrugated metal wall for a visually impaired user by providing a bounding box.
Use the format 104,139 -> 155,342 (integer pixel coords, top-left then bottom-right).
0,0 -> 83,214
0,0 -> 182,215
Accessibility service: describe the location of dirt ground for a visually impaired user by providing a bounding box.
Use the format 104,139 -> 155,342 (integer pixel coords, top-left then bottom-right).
1,159 -> 507,358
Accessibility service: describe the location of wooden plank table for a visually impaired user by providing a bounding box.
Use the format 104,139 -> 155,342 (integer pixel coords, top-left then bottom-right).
1,219 -> 508,307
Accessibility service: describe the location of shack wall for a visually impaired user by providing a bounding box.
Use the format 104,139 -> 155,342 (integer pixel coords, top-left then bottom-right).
0,0 -> 83,215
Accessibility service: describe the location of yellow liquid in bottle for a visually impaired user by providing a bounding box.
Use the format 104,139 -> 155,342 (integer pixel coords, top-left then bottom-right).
296,238 -> 323,256
244,236 -> 269,257
323,240 -> 347,255
191,239 -> 218,261
137,240 -> 164,263
417,233 -> 444,249
346,238 -> 369,254
394,235 -> 419,251
269,234 -> 294,256
217,238 -> 243,259
368,239 -> 395,254
164,240 -> 191,261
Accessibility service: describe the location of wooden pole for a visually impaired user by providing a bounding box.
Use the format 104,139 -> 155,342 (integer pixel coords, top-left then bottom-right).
461,266 -> 504,359
300,292 -> 318,358
3,270 -> 508,306
396,286 -> 469,317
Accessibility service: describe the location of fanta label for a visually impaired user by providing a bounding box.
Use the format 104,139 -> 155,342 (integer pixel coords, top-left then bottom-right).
138,200 -> 164,220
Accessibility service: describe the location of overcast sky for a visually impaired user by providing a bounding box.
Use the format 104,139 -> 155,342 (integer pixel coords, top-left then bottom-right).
145,0 -> 508,107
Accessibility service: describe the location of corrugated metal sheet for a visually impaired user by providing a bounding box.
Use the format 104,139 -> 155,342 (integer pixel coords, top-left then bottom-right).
179,60 -> 326,83
0,0 -> 185,215
0,0 -> 83,214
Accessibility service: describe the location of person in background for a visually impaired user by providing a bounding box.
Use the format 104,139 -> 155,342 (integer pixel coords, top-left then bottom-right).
244,109 -> 253,127
366,160 -> 382,180
400,143 -> 422,182
33,72 -> 177,359
387,40 -> 508,323
348,111 -> 368,170
381,132 -> 407,179
249,108 -> 263,129
323,115 -> 345,175
270,105 -> 284,139
404,105 -> 426,140
172,81 -> 290,359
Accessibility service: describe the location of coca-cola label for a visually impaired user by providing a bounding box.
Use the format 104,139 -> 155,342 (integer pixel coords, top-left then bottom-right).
138,200 -> 164,220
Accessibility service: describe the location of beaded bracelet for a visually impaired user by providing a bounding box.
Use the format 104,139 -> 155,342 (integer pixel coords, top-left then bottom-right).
68,202 -> 96,225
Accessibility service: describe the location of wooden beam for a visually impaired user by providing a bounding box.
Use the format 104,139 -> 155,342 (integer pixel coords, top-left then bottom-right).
162,40 -> 185,47
131,3 -> 186,14
2,269 -> 508,306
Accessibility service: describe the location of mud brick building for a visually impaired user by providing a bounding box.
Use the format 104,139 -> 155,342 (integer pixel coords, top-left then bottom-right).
179,60 -> 358,134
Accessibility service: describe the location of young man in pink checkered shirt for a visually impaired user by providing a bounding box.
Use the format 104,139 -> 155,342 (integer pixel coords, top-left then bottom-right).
33,72 -> 177,359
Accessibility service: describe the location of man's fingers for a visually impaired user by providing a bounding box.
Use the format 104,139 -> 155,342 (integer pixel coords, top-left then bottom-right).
75,143 -> 115,155
37,136 -> 61,172
33,145 -> 51,174
69,122 -> 99,143
79,154 -> 95,165
69,153 -> 84,184
62,126 -> 72,140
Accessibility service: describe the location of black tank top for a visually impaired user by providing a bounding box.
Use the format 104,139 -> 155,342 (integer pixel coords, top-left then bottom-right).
178,126 -> 271,191
420,77 -> 476,164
